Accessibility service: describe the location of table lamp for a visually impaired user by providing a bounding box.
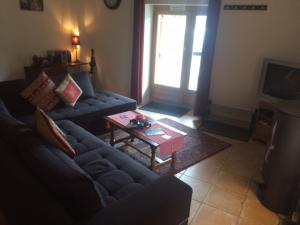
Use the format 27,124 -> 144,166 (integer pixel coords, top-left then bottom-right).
71,35 -> 80,63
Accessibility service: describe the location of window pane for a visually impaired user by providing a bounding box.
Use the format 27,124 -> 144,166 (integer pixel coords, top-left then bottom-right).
193,16 -> 207,52
188,55 -> 201,91
154,15 -> 186,88
188,15 -> 207,91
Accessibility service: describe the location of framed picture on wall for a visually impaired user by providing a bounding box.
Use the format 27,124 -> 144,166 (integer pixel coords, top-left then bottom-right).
20,0 -> 44,11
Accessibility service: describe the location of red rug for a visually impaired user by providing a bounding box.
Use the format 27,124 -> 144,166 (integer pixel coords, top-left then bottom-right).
99,118 -> 231,176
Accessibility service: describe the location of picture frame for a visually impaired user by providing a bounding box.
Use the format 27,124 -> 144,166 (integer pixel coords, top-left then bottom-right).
20,0 -> 44,11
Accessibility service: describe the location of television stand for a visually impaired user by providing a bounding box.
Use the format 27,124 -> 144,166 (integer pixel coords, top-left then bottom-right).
251,101 -> 275,144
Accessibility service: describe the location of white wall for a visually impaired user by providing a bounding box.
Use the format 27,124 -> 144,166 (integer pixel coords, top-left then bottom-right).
0,0 -> 134,97
210,0 -> 300,111
1,0 -> 300,108
0,0 -> 88,81
80,0 -> 134,96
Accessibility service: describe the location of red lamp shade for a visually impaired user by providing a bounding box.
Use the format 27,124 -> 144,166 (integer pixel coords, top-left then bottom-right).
71,35 -> 80,46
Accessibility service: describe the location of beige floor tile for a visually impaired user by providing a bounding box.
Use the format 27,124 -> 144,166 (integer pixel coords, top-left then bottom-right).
247,181 -> 259,200
189,200 -> 201,224
229,142 -> 266,168
204,186 -> 246,216
210,148 -> 232,165
240,198 -> 279,225
212,171 -> 250,195
238,218 -> 262,225
137,109 -> 278,225
191,204 -> 238,225
243,140 -> 267,153
181,175 -> 212,202
223,159 -> 255,178
184,158 -> 222,183
251,168 -> 264,183
203,132 -> 240,146
227,146 -> 256,164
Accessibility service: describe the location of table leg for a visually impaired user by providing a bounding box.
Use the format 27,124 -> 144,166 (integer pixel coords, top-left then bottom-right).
130,134 -> 134,142
150,147 -> 156,171
109,123 -> 115,146
171,152 -> 177,167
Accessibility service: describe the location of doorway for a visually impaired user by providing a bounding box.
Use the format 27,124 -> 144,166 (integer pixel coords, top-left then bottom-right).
150,5 -> 207,107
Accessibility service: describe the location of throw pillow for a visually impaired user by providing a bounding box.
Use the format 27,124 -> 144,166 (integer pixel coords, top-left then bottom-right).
71,72 -> 95,99
51,72 -> 95,99
35,107 -> 76,158
20,72 -> 60,111
0,140 -> 75,225
55,74 -> 82,106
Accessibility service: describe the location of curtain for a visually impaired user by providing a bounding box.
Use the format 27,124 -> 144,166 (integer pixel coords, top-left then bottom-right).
130,0 -> 145,105
194,0 -> 222,116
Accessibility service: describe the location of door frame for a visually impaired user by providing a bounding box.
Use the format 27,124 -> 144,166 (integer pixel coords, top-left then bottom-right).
149,5 -> 208,107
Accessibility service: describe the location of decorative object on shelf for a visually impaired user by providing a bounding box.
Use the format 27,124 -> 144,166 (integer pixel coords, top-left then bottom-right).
224,4 -> 268,11
25,50 -> 89,83
30,50 -> 71,68
104,0 -> 121,10
47,50 -> 71,65
20,0 -> 44,11
89,48 -> 97,75
32,55 -> 39,66
31,55 -> 49,67
71,35 -> 81,63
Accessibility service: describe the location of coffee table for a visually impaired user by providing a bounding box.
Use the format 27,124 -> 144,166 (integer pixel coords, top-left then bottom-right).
105,111 -> 186,171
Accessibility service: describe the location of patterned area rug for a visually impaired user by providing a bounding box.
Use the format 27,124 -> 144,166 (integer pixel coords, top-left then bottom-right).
99,118 -> 231,176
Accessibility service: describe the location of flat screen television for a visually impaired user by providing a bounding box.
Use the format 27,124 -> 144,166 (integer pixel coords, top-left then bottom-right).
258,59 -> 300,103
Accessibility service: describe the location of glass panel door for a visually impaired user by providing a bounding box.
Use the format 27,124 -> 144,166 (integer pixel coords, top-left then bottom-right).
153,14 -> 186,88
150,6 -> 208,107
188,15 -> 207,91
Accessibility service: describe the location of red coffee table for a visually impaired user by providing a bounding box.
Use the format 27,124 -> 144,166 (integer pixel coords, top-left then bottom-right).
105,111 -> 186,171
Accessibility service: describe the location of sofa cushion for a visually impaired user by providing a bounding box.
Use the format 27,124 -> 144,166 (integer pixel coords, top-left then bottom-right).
17,90 -> 136,134
0,99 -> 10,115
35,107 -> 76,158
0,115 -> 105,220
72,72 -> 95,99
21,72 -> 60,111
0,140 -> 75,225
49,90 -> 136,120
0,112 -> 32,141
55,74 -> 82,107
0,79 -> 34,117
56,120 -> 159,205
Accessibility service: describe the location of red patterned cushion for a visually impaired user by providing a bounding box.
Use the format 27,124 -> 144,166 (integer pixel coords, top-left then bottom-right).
35,107 -> 76,158
21,72 -> 60,111
55,74 -> 82,106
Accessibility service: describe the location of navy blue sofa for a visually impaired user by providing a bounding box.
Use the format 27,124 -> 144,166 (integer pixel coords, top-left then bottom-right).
0,75 -> 136,134
0,102 -> 192,225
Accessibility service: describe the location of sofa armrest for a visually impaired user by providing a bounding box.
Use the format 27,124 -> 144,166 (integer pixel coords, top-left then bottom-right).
86,176 -> 192,225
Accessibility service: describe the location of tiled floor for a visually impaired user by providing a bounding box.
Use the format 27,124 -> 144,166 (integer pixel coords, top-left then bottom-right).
138,108 -> 280,225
